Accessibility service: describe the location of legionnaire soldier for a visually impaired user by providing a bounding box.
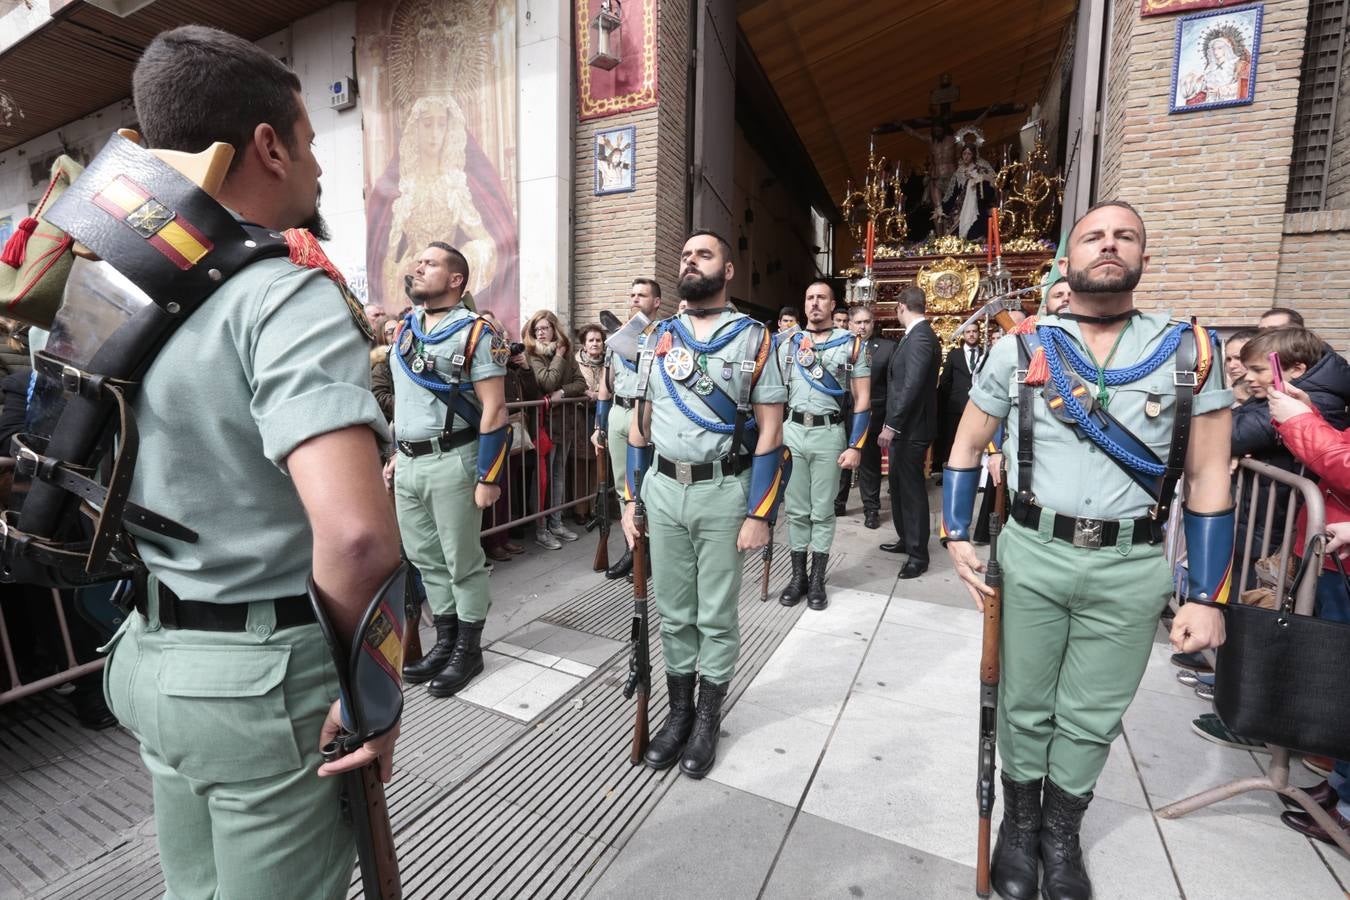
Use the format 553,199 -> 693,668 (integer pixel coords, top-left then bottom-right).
944,201 -> 1233,900
621,230 -> 789,778
102,27 -> 403,898
388,242 -> 511,697
775,281 -> 871,609
592,277 -> 662,579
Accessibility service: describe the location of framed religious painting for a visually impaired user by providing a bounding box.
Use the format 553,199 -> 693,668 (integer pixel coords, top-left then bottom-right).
1142,0 -> 1247,16
595,125 -> 636,196
1169,4 -> 1262,113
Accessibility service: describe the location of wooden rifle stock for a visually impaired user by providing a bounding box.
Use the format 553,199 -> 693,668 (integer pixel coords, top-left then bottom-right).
323,740 -> 401,899
593,441 -> 610,572
403,567 -> 423,667
625,500 -> 651,764
975,481 -> 1006,898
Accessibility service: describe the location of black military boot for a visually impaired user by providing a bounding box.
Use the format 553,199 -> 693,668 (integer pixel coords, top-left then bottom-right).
779,550 -> 809,606
644,672 -> 696,770
1040,780 -> 1093,900
402,614 -> 457,684
679,677 -> 728,779
991,775 -> 1043,900
807,551 -> 829,610
427,619 -> 484,697
606,546 -> 634,580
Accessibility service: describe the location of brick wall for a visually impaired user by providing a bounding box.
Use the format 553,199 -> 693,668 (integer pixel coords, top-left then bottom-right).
1276,209 -> 1350,352
1098,1 -> 1310,330
571,1 -> 690,336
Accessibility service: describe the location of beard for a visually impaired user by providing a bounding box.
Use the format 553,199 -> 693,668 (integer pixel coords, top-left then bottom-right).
677,267 -> 726,302
298,207 -> 331,241
1065,256 -> 1143,294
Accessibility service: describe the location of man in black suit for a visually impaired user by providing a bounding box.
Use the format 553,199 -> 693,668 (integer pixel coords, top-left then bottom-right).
834,304 -> 896,528
878,285 -> 941,578
934,326 -> 983,473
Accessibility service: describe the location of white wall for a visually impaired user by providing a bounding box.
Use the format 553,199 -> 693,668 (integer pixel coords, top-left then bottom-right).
0,3 -> 368,292
517,0 -> 571,325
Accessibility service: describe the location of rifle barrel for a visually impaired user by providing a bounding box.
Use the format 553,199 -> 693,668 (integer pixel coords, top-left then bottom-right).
975,480 -> 1006,897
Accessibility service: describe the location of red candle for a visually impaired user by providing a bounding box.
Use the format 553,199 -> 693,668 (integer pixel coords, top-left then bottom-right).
986,219 -> 994,264
865,219 -> 875,270
991,210 -> 1001,258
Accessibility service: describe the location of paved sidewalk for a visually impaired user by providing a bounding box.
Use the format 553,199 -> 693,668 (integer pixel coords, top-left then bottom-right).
4,491 -> 1348,898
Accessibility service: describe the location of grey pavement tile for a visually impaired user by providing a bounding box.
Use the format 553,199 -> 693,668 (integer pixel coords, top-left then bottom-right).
1079,795 -> 1180,899
740,627 -> 870,726
454,652 -> 548,709
492,666 -> 582,722
1094,736 -> 1151,810
882,595 -> 985,637
1122,686 -> 1275,818
1156,800 -> 1344,900
585,780 -> 792,900
762,812 -> 974,900
707,698 -> 833,809
490,640 -> 528,658
794,587 -> 890,640
803,691 -> 974,867
554,658 -> 596,678
1137,640 -> 1211,701
852,620 -> 980,713
533,626 -> 626,667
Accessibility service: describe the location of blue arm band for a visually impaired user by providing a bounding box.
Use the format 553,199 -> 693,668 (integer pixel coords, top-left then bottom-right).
1182,506 -> 1235,606
847,410 -> 871,449
595,398 -> 612,433
988,424 -> 1005,455
476,425 -> 511,485
747,446 -> 792,521
623,443 -> 654,501
940,466 -> 981,544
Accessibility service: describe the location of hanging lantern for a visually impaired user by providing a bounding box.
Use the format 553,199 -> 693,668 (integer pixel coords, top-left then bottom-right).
588,0 -> 623,71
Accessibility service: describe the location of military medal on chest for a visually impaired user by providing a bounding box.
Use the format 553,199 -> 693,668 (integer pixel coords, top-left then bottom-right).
796,335 -> 816,369
811,364 -> 825,379
411,354 -> 427,374
397,327 -> 414,357
693,373 -> 715,396
664,346 -> 696,381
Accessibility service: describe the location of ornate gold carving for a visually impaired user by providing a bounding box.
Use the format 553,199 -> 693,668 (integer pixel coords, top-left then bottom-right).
996,130 -> 1064,243
916,258 -> 981,352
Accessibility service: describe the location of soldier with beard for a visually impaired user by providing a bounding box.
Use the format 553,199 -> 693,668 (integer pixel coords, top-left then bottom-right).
942,202 -> 1233,900
621,231 -> 787,778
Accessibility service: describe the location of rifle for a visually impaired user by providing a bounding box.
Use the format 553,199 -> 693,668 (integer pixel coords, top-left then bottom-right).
975,480 -> 1007,898
593,436 -> 610,572
322,739 -> 401,899
759,528 -> 773,602
623,499 -> 651,764
403,562 -> 423,666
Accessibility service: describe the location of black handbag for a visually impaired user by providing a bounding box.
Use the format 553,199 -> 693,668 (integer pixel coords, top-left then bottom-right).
1214,539 -> 1350,759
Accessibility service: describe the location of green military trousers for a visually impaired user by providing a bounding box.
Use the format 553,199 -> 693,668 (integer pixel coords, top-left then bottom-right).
644,468 -> 748,684
394,441 -> 492,622
103,584 -> 353,899
783,419 -> 846,553
997,516 -> 1174,796
607,405 -> 633,547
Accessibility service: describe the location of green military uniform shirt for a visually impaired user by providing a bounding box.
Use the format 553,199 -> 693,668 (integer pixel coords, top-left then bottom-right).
641,311 -> 787,461
608,343 -> 642,400
390,304 -> 505,441
776,327 -> 871,414
968,312 -> 1231,520
128,259 -> 388,603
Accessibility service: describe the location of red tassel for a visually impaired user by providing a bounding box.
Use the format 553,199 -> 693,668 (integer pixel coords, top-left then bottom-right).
1013,315 -> 1039,335
1025,346 -> 1050,386
1,217 -> 37,268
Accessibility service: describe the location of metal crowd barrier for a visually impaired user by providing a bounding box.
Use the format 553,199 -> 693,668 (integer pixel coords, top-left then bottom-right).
0,398 -> 608,708
1156,458 -> 1346,853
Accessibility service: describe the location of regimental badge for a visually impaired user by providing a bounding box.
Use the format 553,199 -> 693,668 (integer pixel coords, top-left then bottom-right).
693,374 -> 715,396
397,327 -> 414,356
811,365 -> 825,380
664,346 -> 695,381
1145,392 -> 1162,418
490,334 -> 510,366
411,355 -> 426,374
721,365 -> 733,380
797,348 -> 816,368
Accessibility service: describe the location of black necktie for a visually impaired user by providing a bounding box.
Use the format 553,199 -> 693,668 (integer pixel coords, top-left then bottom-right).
968,348 -> 977,371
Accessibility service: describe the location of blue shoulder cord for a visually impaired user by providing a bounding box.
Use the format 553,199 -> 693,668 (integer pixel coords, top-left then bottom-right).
656,318 -> 758,434
394,312 -> 476,393
1039,322 -> 1193,478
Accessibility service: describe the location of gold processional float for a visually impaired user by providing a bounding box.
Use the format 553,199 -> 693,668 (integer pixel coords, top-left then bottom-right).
839,123 -> 1065,352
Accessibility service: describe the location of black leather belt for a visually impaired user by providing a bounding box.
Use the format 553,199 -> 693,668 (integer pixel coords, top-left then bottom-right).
396,428 -> 477,457
1010,496 -> 1161,549
136,586 -> 315,631
614,395 -> 636,409
789,410 -> 841,427
655,453 -> 753,485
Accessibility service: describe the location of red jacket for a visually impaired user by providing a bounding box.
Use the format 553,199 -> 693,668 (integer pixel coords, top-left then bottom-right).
1274,410 -> 1350,570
